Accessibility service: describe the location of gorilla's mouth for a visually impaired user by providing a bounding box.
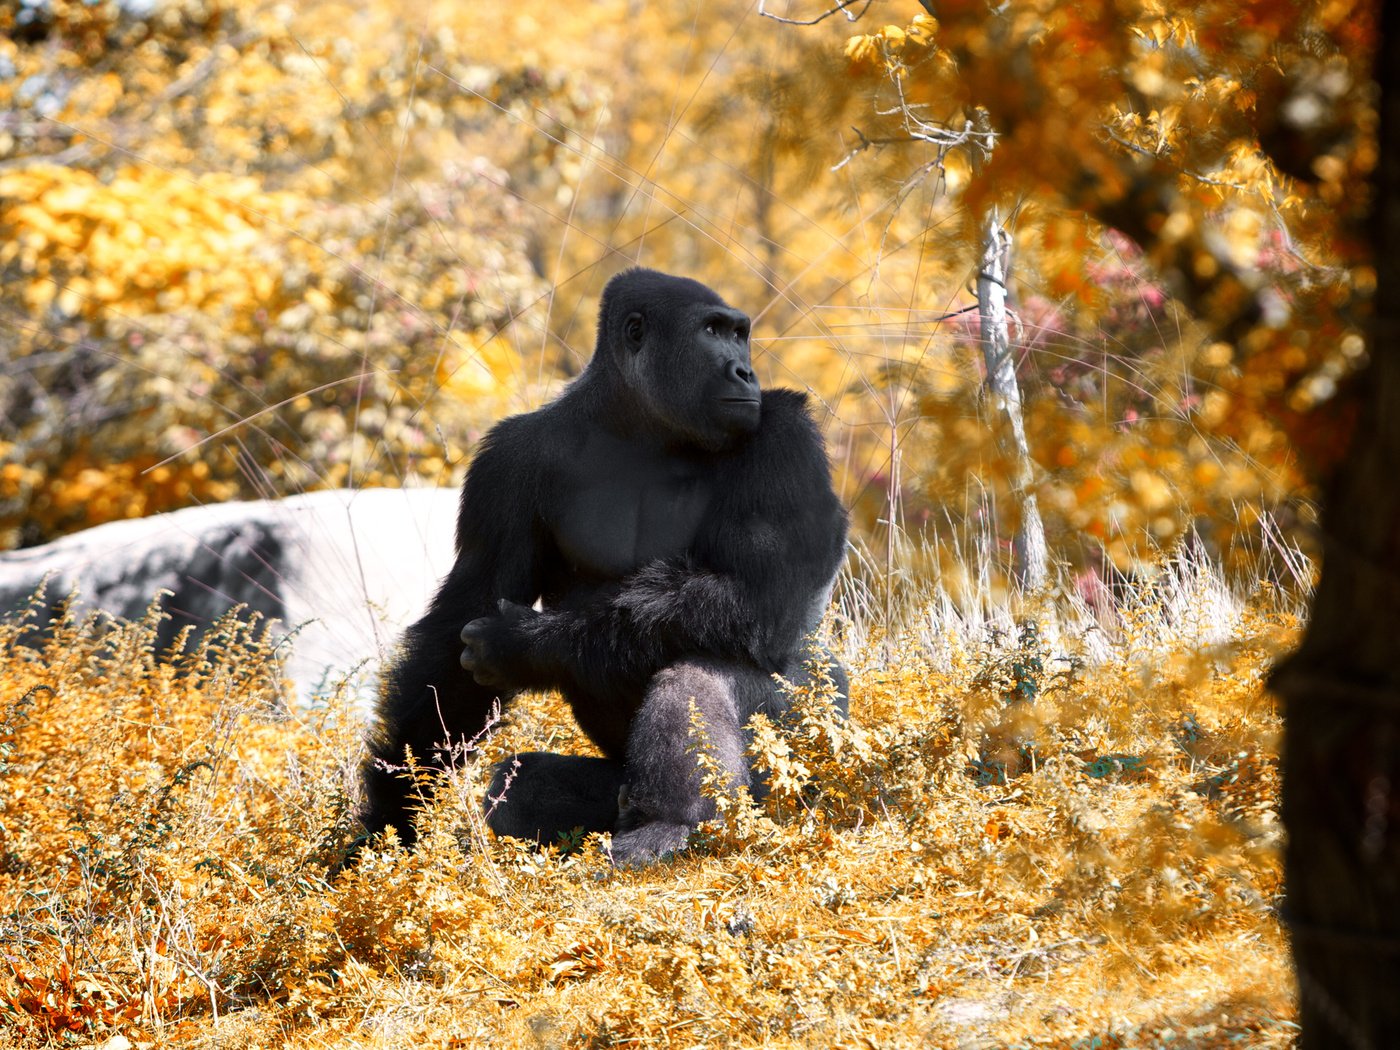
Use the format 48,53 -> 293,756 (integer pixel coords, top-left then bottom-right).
717,397 -> 760,405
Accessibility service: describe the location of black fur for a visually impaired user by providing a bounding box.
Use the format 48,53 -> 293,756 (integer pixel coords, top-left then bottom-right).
361,268 -> 849,865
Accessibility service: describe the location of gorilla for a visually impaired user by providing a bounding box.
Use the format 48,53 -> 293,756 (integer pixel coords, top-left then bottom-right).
361,268 -> 849,865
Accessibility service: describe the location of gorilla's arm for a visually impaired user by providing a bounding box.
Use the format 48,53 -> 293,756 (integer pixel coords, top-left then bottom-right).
461,390 -> 846,696
362,415 -> 547,840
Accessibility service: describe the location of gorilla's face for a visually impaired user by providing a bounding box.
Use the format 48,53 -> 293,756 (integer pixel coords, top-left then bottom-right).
606,270 -> 762,451
631,302 -> 760,450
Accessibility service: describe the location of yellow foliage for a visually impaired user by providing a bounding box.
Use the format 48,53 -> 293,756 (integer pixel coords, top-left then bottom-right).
1,165 -> 297,321
0,564 -> 1298,1046
436,331 -> 526,408
0,0 -> 573,548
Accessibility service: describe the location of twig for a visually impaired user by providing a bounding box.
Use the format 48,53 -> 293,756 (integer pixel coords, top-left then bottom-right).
1105,129 -> 1247,189
757,0 -> 873,27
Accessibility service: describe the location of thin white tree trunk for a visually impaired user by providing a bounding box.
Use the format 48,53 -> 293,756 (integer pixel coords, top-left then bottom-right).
977,208 -> 1048,591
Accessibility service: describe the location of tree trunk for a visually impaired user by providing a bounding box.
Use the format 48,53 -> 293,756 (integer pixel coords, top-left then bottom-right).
1269,13 -> 1400,1048
977,208 -> 1049,591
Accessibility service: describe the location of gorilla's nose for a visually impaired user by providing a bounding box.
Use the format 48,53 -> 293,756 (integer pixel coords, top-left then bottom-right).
725,359 -> 757,388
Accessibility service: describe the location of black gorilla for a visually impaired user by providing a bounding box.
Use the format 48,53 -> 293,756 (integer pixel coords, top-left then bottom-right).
361,268 -> 849,865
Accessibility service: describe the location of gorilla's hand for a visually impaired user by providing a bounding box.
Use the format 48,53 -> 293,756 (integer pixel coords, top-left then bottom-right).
460,599 -> 538,689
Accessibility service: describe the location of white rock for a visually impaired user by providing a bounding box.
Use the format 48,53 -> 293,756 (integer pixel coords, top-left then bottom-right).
0,488 -> 460,710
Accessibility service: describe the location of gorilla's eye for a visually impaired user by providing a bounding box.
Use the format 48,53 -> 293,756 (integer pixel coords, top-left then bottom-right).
625,313 -> 645,347
705,322 -> 717,336
734,325 -> 749,342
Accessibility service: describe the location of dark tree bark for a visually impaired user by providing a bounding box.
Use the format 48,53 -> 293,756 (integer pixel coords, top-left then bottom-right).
1270,11 -> 1400,1048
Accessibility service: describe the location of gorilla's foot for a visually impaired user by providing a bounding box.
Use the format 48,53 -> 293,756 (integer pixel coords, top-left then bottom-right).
609,820 -> 692,866
484,752 -> 624,846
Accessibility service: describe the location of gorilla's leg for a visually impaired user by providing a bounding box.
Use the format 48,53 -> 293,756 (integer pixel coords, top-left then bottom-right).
484,753 -> 625,845
363,600 -> 506,845
610,649 -> 850,865
611,659 -> 754,866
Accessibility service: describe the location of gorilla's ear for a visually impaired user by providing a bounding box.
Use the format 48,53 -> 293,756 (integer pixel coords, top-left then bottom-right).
623,312 -> 646,352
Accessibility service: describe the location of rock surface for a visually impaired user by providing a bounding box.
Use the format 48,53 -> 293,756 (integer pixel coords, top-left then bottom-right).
0,488 -> 460,707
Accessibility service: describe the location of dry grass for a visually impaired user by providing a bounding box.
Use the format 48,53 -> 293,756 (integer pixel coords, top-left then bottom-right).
0,556 -> 1300,1048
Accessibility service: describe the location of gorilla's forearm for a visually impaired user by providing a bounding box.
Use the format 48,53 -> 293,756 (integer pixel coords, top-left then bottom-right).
613,560 -> 756,655
509,555 -> 831,699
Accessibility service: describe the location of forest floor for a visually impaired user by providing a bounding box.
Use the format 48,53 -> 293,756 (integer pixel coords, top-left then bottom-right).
0,553 -> 1300,1049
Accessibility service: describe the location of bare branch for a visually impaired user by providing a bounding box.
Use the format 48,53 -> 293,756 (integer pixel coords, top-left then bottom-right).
757,0 -> 873,27
1105,129 -> 1247,189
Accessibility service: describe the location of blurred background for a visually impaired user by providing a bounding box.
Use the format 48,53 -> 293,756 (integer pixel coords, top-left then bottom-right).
2,0 -> 1370,612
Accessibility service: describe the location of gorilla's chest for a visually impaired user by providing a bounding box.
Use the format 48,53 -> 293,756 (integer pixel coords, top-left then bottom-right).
551,439 -> 713,579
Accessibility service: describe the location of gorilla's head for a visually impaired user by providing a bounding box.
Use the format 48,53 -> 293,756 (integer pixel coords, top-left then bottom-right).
595,268 -> 761,451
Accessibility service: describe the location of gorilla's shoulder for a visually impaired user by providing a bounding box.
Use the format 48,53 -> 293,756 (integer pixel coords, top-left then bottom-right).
760,386 -> 813,419
736,387 -> 829,478
757,387 -> 822,447
463,409 -> 559,488
714,387 -> 838,513
478,404 -> 559,455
